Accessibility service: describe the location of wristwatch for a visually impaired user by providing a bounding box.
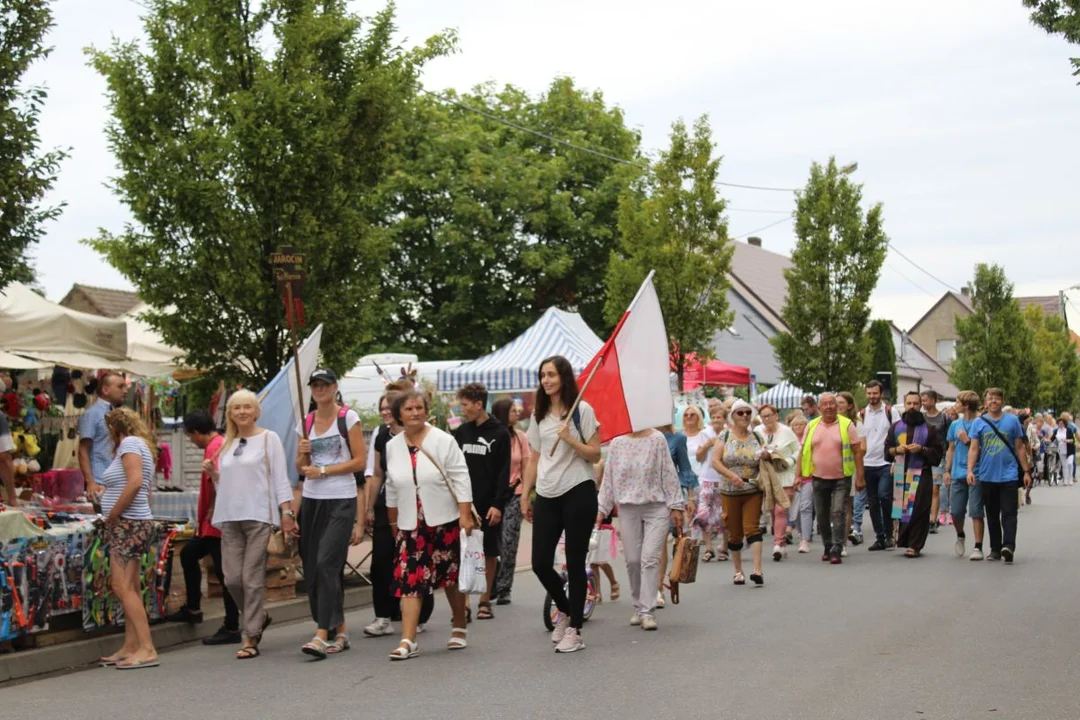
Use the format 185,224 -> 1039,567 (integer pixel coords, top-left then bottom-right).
282,509 -> 296,518
319,466 -> 327,478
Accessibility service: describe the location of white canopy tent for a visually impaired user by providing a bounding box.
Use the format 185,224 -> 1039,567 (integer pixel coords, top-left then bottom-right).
0,282 -> 127,367
340,354 -> 469,412
436,307 -> 604,393
121,303 -> 190,377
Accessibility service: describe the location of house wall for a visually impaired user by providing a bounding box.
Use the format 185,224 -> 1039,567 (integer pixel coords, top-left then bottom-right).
710,287 -> 784,385
909,295 -> 971,368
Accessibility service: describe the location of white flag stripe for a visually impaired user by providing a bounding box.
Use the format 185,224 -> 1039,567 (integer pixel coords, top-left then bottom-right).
614,278 -> 674,431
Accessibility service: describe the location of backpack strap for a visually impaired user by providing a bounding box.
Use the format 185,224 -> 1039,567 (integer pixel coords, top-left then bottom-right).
336,406 -> 352,459
571,407 -> 584,440
304,412 -> 316,435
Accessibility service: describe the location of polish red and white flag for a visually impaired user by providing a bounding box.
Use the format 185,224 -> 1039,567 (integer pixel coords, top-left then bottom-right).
580,271 -> 673,443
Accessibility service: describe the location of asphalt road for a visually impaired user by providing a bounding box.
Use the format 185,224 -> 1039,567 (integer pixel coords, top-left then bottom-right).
5,485 -> 1080,720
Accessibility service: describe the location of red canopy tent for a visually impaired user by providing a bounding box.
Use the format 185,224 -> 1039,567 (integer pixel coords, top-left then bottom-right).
675,353 -> 751,390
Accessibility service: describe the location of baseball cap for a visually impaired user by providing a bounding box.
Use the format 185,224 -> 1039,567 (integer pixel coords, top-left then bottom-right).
308,368 -> 338,385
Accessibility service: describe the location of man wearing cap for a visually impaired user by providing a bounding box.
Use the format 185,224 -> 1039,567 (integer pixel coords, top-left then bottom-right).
801,393 -> 865,564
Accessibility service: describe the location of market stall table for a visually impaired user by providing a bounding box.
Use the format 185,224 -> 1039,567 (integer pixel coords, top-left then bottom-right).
150,491 -> 199,522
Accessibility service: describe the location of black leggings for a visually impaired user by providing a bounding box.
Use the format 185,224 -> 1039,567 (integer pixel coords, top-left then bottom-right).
531,480 -> 598,630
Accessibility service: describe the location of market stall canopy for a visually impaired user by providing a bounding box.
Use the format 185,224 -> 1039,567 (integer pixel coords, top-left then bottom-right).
437,307 -> 603,393
676,353 -> 751,389
752,380 -> 812,409
120,303 -> 194,377
0,282 -> 127,363
0,349 -> 51,370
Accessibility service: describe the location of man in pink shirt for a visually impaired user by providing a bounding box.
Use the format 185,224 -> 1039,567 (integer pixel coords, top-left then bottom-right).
804,393 -> 865,564
167,410 -> 240,645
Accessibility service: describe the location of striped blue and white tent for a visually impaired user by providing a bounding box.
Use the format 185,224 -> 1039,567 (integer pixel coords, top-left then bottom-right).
437,307 -> 604,393
752,380 -> 811,410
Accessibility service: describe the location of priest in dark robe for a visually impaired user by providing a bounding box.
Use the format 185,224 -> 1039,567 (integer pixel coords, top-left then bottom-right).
885,391 -> 945,557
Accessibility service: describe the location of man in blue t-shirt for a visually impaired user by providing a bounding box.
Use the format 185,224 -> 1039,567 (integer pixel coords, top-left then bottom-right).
967,388 -> 1032,563
944,391 -> 984,560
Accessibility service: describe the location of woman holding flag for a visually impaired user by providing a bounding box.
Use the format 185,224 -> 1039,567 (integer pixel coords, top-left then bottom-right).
521,355 -> 601,654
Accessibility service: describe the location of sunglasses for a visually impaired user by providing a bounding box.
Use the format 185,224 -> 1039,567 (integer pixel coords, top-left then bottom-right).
233,437 -> 248,457
733,410 -> 752,417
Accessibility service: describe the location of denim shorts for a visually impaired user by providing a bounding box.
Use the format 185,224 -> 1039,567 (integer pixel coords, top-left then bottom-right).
932,464 -> 945,487
949,478 -> 984,519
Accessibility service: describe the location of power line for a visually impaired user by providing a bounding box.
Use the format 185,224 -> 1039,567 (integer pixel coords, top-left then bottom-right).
727,207 -> 792,214
731,215 -> 794,240
884,259 -> 935,297
419,87 -> 800,192
886,241 -> 958,293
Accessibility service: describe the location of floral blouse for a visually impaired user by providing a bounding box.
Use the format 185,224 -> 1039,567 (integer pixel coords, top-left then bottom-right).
718,430 -> 763,496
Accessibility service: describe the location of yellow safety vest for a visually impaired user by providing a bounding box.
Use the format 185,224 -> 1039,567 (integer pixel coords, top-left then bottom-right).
800,415 -> 856,478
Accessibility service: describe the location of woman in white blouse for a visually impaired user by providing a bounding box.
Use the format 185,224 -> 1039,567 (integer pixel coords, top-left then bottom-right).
384,389 -> 475,661
206,390 -> 296,660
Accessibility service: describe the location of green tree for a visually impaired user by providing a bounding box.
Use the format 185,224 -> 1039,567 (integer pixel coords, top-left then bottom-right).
950,264 -> 1037,405
0,0 -> 67,288
868,319 -> 898,394
1023,0 -> 1080,80
605,115 -> 733,389
375,78 -> 642,359
87,1 -> 452,385
1024,303 -> 1080,410
772,158 -> 888,393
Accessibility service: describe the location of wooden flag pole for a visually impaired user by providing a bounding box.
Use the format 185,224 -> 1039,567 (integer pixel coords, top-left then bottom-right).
285,281 -> 309,440
548,356 -> 604,457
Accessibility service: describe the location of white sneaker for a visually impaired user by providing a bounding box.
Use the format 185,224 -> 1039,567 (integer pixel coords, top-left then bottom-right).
551,615 -> 571,644
363,618 -> 394,637
954,536 -> 966,558
629,613 -> 642,626
656,591 -> 666,609
969,548 -> 984,561
772,545 -> 783,562
640,615 -> 658,631
798,540 -> 810,554
554,627 -> 585,653
840,547 -> 849,557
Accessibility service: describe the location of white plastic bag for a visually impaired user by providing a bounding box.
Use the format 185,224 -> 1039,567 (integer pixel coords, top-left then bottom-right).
592,526 -> 618,565
458,529 -> 487,595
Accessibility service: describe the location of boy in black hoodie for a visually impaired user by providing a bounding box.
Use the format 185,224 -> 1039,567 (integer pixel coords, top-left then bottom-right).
453,383 -> 512,619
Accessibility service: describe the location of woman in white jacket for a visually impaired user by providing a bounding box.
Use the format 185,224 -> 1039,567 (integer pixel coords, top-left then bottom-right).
757,404 -> 800,562
384,389 -> 475,661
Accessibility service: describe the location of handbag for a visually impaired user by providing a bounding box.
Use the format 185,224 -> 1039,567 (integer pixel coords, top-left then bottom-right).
262,432 -> 295,558
668,530 -> 700,588
415,443 -> 483,527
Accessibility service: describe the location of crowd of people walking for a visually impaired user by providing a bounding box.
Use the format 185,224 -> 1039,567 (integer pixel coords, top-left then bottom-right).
102,356 -> 1072,666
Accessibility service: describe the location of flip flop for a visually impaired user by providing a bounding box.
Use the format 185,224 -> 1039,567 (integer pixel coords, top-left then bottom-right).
236,646 -> 260,660
98,656 -> 124,667
116,659 -> 160,670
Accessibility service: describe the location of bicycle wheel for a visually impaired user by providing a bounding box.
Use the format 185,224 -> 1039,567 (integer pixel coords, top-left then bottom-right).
543,593 -> 557,631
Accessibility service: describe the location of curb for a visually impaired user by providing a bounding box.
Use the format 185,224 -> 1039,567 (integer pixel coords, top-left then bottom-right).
0,564 -> 534,686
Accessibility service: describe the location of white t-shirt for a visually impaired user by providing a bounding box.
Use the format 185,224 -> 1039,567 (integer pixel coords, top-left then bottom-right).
861,404 -> 901,468
213,430 -> 294,527
526,401 -> 599,499
685,430 -> 710,479
696,427 -> 723,483
295,409 -> 361,500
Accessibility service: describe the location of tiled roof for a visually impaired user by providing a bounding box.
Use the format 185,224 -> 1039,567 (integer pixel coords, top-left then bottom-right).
1018,295 -> 1063,316
60,284 -> 141,318
729,240 -> 792,328
891,322 -> 959,398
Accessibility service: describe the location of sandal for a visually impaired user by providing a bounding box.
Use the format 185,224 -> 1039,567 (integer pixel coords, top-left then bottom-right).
905,549 -> 921,558
301,636 -> 331,660
253,613 -> 272,644
389,638 -> 418,661
716,551 -> 730,562
733,571 -> 746,585
609,582 -> 621,602
447,627 -> 468,650
476,602 -> 494,620
465,606 -> 472,624
702,550 -> 715,563
326,634 -> 351,654
235,646 -> 260,660
750,572 -> 764,586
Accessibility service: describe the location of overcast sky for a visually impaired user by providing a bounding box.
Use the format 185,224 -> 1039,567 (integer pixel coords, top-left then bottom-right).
24,0 -> 1080,332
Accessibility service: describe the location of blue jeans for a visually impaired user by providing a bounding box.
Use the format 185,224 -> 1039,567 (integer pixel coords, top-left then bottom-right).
852,489 -> 866,536
863,465 -> 894,542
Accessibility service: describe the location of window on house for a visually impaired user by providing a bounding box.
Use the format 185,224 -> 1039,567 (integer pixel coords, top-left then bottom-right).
936,339 -> 956,363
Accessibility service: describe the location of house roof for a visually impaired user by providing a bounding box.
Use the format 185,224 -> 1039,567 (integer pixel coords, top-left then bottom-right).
890,322 -> 959,399
1018,295 -> 1063,316
729,240 -> 792,330
59,284 -> 142,319
909,291 -> 972,335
